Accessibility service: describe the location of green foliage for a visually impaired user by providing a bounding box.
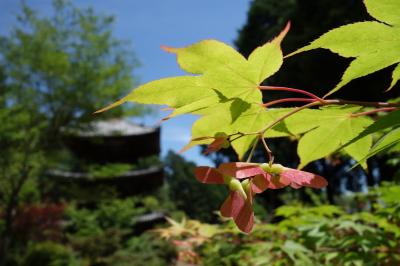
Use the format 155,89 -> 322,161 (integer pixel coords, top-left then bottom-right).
101,3 -> 399,167
164,151 -> 227,222
292,106 -> 373,168
0,1 -> 147,261
357,127 -> 400,165
343,109 -> 400,147
82,155 -> 161,178
98,24 -> 290,159
0,103 -> 44,201
290,0 -> 400,96
22,242 -> 78,266
86,163 -> 133,178
0,0 -> 147,145
186,106 -> 291,159
102,234 -> 176,266
63,195 -> 176,265
158,183 -> 400,265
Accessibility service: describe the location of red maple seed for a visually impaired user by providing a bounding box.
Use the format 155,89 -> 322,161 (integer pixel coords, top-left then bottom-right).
194,163 -> 269,233
194,162 -> 328,233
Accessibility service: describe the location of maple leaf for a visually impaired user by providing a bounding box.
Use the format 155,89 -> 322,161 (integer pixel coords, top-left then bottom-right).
96,23 -> 290,120
203,133 -> 230,154
356,126 -> 400,166
288,0 -> 400,96
183,104 -> 295,160
281,105 -> 374,168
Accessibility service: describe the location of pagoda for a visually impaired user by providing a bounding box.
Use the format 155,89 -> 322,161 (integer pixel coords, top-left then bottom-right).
48,119 -> 163,197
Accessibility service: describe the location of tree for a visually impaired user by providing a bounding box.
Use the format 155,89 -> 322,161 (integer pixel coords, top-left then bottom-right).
0,1 -> 146,263
0,0 -> 147,148
231,0 -> 400,202
235,0 -> 399,101
164,151 -> 226,222
0,102 -> 44,265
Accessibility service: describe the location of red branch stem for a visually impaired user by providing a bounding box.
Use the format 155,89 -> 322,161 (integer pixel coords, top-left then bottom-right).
262,98 -> 315,107
258,86 -> 325,102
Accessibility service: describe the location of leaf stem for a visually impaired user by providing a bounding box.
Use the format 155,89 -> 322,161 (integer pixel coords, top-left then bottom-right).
325,99 -> 400,108
260,135 -> 274,165
260,101 -> 322,135
259,86 -> 325,102
246,137 -> 259,163
262,98 -> 315,107
260,100 -> 400,136
350,107 -> 398,117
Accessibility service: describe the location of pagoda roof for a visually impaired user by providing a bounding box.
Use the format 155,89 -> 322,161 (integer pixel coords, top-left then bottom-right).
69,119 -> 158,137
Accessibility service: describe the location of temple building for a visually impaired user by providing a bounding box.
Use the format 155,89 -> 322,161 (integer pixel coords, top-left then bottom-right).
48,119 -> 163,197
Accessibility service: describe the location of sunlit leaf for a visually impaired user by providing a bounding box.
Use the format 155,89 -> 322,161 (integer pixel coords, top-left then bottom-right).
289,0 -> 400,96
296,106 -> 373,168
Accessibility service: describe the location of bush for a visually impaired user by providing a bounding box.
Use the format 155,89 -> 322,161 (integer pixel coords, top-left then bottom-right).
22,241 -> 78,266
156,183 -> 400,265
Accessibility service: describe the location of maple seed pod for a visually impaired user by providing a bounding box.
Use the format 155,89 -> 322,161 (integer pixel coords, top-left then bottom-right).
221,139 -> 230,149
228,179 -> 247,200
260,163 -> 284,174
215,132 -> 230,148
241,179 -> 251,194
223,175 -> 233,184
214,132 -> 228,138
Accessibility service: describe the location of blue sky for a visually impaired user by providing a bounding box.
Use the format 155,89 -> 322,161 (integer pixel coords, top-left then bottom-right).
0,0 -> 253,165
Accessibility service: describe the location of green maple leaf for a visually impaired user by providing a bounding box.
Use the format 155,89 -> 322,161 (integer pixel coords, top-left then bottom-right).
356,126 -> 400,167
289,0 -> 400,96
184,105 -> 329,160
290,106 -> 374,168
341,109 -> 400,149
96,23 -> 290,120
185,104 -> 291,159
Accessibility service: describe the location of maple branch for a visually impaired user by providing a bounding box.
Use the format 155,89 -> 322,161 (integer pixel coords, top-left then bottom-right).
228,132 -> 247,142
260,101 -> 321,135
260,135 -> 274,164
259,100 -> 399,136
325,99 -> 400,108
246,137 -> 259,163
259,85 -> 400,108
258,86 -> 325,102
262,98 -> 315,108
224,97 -> 399,163
350,107 -> 398,117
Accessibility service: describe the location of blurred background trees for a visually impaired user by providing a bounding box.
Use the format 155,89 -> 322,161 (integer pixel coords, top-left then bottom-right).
0,0 -> 148,149
0,0 -> 148,264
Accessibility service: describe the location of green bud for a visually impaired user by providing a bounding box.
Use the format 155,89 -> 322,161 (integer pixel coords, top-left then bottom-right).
260,163 -> 284,174
241,179 -> 251,193
214,132 -> 228,138
221,139 -> 230,149
223,175 -> 233,184
228,179 -> 247,200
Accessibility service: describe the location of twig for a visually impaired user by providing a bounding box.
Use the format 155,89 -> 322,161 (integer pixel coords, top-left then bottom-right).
350,107 -> 398,117
259,86 -> 325,102
260,135 -> 274,165
262,98 -> 315,108
260,101 -> 321,135
246,138 -> 259,163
